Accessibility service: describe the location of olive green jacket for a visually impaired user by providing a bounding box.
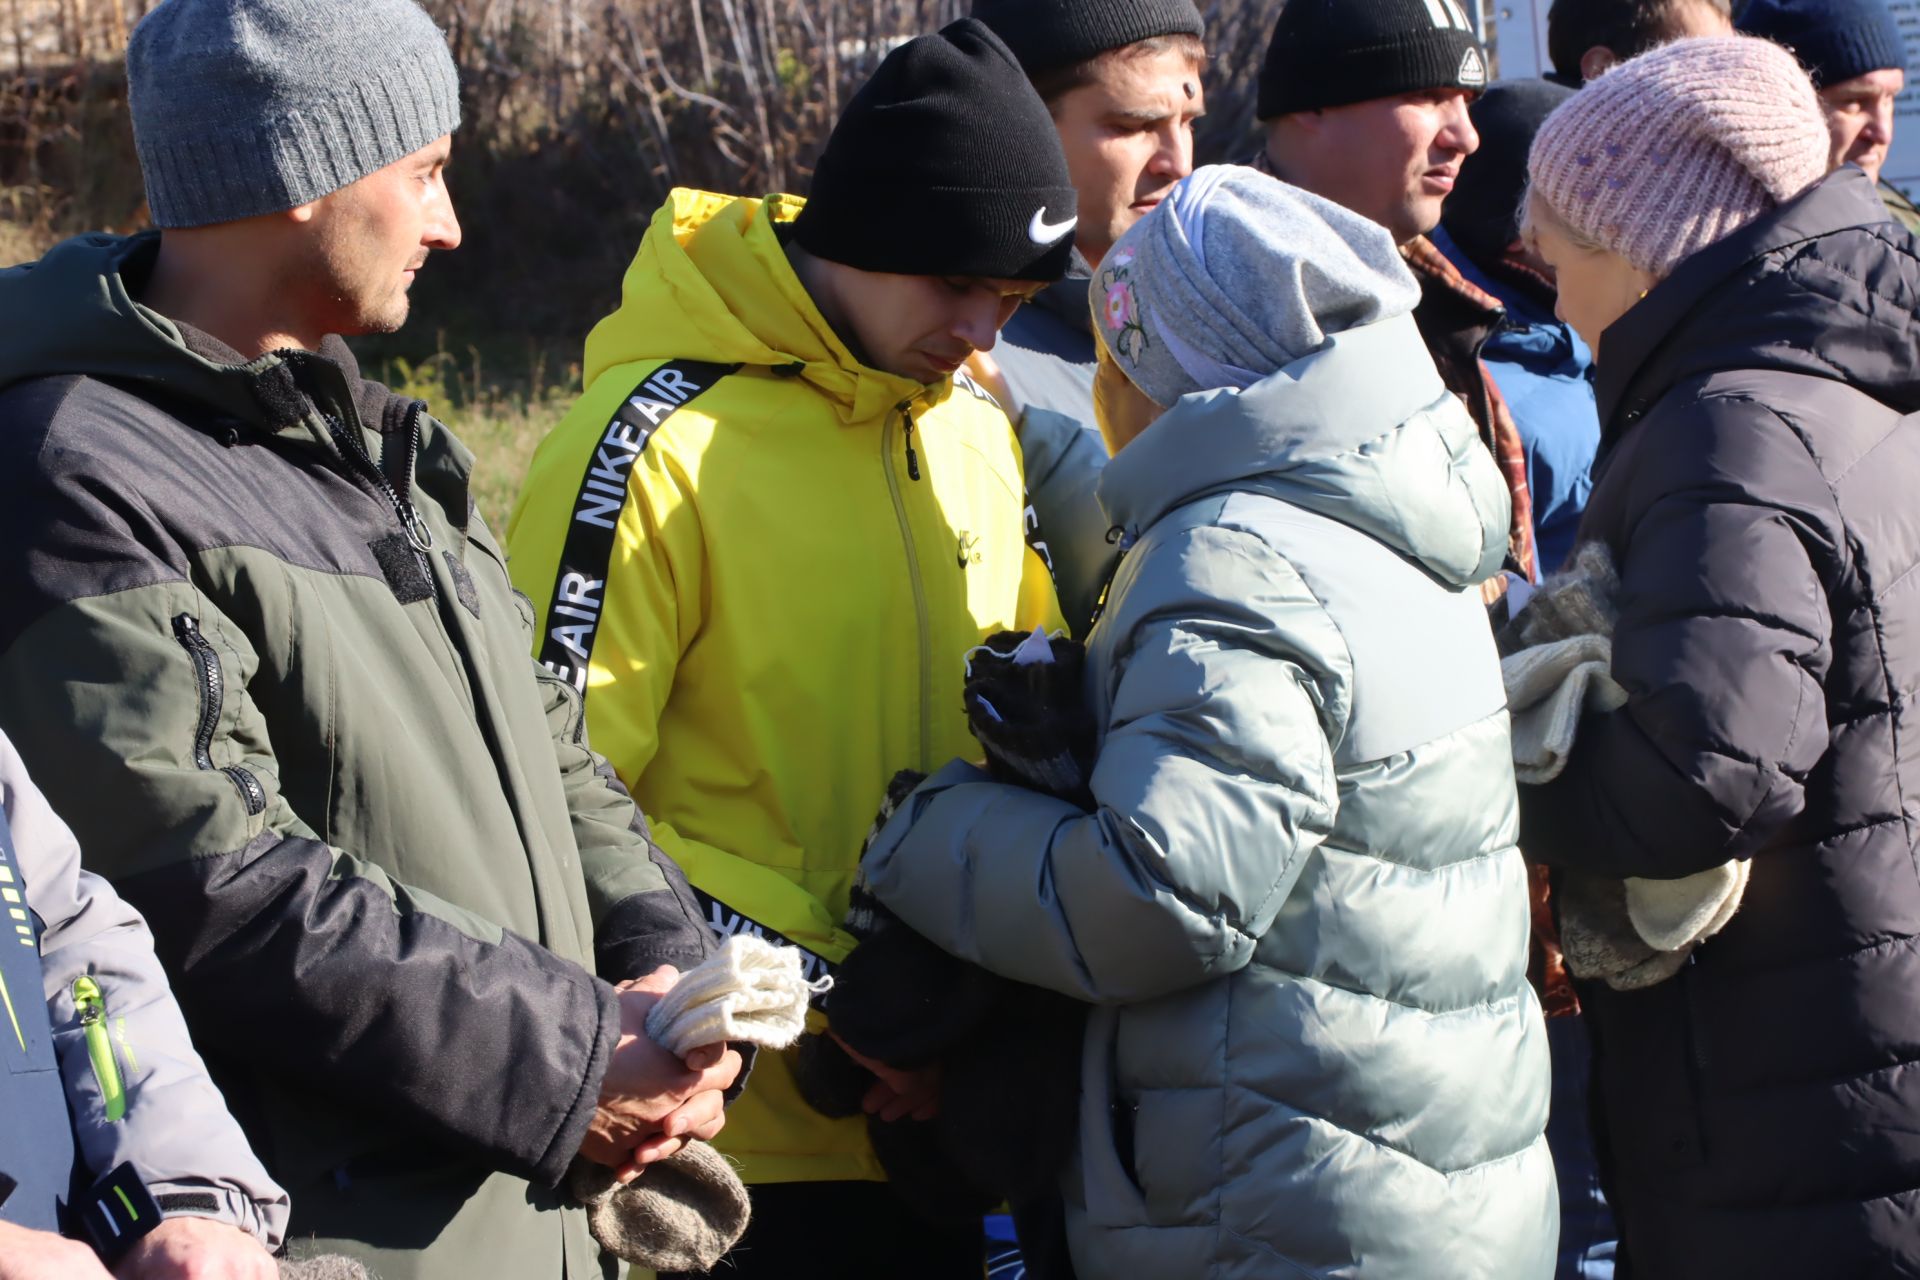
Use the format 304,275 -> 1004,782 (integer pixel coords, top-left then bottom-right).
0,233 -> 715,1279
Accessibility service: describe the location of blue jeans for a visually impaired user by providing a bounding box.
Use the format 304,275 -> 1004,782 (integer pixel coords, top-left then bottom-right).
1549,1013 -> 1619,1279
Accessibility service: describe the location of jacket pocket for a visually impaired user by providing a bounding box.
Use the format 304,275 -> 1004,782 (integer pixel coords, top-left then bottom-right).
71,976 -> 126,1123
1078,1006 -> 1150,1228
172,615 -> 267,816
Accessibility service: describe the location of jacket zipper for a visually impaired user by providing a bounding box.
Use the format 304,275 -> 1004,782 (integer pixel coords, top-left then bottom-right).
171,615 -> 267,815
902,409 -> 922,482
322,402 -> 435,556
1685,952 -> 1710,1077
883,403 -> 934,767
276,348 -> 436,559
72,976 -> 125,1123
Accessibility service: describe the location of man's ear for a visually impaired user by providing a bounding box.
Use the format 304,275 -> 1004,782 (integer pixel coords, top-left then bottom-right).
1579,45 -> 1619,83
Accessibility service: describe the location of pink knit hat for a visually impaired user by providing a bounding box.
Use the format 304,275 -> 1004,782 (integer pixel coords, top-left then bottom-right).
1527,35 -> 1830,276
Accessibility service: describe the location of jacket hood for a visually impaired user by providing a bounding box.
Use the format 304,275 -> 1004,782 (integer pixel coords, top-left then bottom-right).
1598,166 -> 1920,435
583,188 -> 949,425
0,232 -> 294,426
1097,313 -> 1510,588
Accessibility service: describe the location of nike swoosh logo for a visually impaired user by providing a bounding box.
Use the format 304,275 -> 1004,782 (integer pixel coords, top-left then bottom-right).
1028,207 -> 1078,246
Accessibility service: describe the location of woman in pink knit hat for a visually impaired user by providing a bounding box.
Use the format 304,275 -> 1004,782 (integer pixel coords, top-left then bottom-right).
1515,33 -> 1920,1279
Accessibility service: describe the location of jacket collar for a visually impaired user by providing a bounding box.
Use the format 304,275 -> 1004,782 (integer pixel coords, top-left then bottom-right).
1596,166 -> 1919,434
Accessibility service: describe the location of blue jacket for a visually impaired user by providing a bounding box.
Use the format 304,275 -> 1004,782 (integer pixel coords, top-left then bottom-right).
1432,226 -> 1599,575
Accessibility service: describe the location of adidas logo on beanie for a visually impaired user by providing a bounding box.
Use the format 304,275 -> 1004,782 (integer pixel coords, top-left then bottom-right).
1258,0 -> 1489,118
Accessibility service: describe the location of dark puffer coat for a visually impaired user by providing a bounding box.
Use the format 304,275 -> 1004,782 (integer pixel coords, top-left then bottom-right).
1519,167 -> 1920,1275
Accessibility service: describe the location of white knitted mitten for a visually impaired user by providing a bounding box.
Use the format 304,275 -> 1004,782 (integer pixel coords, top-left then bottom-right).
1626,859 -> 1752,953
644,934 -> 831,1056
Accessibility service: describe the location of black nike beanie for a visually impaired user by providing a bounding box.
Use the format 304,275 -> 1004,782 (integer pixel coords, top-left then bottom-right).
794,19 -> 1079,282
1257,0 -> 1489,119
972,0 -> 1205,76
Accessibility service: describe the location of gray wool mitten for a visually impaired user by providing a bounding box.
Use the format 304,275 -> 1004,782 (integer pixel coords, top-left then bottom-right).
1497,540 -> 1620,656
567,1143 -> 750,1274
1554,870 -> 1688,991
279,1256 -> 373,1279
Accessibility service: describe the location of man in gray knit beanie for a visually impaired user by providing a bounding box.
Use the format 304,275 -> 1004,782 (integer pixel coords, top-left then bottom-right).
0,3 -> 746,1279
128,0 -> 464,343
129,0 -> 461,230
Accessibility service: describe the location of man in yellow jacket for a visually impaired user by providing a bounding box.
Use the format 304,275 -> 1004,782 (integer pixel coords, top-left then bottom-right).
507,19 -> 1072,1277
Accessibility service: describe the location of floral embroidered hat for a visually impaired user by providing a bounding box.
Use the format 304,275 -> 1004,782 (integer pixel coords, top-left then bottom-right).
1091,165 -> 1421,408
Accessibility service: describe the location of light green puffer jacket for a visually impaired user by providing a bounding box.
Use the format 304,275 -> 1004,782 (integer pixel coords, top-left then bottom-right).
862,314 -> 1556,1278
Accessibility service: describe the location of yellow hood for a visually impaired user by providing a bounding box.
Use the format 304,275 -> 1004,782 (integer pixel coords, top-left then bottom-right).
585,188 -> 939,427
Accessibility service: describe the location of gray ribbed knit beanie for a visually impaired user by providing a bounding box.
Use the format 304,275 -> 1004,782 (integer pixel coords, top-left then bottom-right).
128,0 -> 461,229
1091,165 -> 1420,407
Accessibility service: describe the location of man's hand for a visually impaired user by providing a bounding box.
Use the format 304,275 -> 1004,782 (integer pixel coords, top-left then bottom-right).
833,1034 -> 942,1123
0,1221 -> 113,1280
111,1217 -> 276,1280
578,966 -> 742,1173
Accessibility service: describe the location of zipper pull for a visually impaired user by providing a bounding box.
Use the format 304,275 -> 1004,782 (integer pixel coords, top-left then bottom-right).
903,410 -> 921,482
403,506 -> 434,554
72,977 -> 126,1123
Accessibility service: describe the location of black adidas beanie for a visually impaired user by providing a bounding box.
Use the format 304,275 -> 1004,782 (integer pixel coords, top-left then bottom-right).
971,0 -> 1205,76
794,19 -> 1079,282
1257,0 -> 1489,119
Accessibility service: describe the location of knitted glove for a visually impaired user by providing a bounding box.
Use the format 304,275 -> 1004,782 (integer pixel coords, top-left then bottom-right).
1508,542 -> 1751,987
1556,870 -> 1687,991
1502,633 -> 1626,784
1496,541 -> 1619,656
569,933 -> 820,1269
279,1258 -> 373,1279
644,934 -> 824,1057
963,629 -> 1095,808
569,1143 -> 750,1274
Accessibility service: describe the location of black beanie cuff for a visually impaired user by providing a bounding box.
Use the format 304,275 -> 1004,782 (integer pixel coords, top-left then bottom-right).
793,179 -> 1079,281
973,0 -> 1205,75
1259,30 -> 1486,117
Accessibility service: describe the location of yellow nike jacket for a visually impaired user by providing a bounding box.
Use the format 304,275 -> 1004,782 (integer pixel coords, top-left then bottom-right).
506,189 -> 1062,1185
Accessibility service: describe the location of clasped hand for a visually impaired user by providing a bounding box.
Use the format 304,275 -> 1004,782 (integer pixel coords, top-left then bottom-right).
0,1216 -> 277,1280
578,965 -> 742,1180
